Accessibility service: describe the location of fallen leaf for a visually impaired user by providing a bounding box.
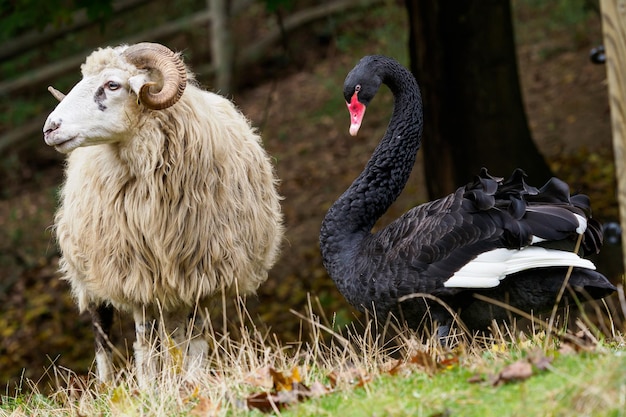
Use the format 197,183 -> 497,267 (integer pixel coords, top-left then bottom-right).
529,351 -> 553,371
246,381 -> 330,412
328,365 -> 371,388
409,351 -> 437,372
558,342 -> 577,355
438,356 -> 459,370
245,366 -> 273,389
245,366 -> 333,412
561,327 -> 599,352
307,381 -> 330,397
492,360 -> 533,385
383,357 -> 420,377
246,390 -> 289,413
190,396 -> 220,417
467,373 -> 485,384
270,367 -> 301,391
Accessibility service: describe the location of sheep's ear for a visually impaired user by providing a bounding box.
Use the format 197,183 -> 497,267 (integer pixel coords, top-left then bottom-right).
128,74 -> 152,105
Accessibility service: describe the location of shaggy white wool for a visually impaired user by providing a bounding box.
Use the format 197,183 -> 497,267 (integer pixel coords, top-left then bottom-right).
54,46 -> 284,313
47,44 -> 284,385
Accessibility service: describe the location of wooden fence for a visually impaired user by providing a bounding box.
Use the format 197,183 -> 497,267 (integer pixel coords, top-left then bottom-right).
600,0 -> 626,273
0,0 -> 381,155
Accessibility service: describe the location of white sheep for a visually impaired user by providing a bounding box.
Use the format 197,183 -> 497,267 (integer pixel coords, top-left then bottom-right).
42,42 -> 284,385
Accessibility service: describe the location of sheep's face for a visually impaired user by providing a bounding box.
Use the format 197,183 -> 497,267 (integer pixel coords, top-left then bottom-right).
43,67 -> 146,154
44,43 -> 187,154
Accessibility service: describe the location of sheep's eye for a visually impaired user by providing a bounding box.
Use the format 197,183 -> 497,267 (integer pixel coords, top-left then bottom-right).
106,81 -> 121,91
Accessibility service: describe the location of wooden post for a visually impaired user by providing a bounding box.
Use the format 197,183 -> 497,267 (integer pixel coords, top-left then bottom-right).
600,0 -> 626,273
208,0 -> 234,96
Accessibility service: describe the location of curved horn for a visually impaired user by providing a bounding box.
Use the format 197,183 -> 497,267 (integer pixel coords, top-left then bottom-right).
122,43 -> 187,110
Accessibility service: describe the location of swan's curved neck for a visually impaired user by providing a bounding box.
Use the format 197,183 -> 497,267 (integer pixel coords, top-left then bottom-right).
320,59 -> 423,268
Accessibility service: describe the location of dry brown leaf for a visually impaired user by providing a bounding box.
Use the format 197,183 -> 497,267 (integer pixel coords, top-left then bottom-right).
245,366 -> 302,390
529,351 -> 553,371
492,360 -> 533,385
246,391 -> 287,413
328,365 -> 371,388
244,366 -> 273,389
307,381 -> 331,397
384,359 -> 401,372
384,352 -> 458,379
190,396 -> 220,417
438,356 -> 459,370
270,367 -> 301,391
409,351 -> 437,372
560,331 -> 598,353
385,359 -> 413,377
558,342 -> 577,355
246,366 -> 332,412
467,373 -> 485,384
246,380 -> 331,412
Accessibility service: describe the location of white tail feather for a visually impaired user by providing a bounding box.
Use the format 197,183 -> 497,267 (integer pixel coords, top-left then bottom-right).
443,246 -> 596,289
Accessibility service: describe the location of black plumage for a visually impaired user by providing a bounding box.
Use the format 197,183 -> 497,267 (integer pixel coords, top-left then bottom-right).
319,55 -> 616,336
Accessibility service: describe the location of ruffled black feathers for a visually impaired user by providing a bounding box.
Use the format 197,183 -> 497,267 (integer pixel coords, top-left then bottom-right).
462,168 -> 602,254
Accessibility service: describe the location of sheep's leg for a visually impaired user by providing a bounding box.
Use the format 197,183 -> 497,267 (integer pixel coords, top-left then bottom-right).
163,309 -> 207,381
132,307 -> 158,387
184,311 -> 208,375
157,310 -> 184,378
89,304 -> 115,382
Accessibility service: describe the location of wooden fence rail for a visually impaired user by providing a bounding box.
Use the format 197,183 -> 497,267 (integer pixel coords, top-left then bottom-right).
0,0 -> 150,62
0,0 -> 381,155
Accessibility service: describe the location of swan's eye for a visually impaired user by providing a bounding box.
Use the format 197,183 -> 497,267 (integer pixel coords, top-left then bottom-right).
355,85 -> 361,93
106,81 -> 121,91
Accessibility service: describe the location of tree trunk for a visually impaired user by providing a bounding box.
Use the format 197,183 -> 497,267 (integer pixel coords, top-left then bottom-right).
405,0 -> 553,199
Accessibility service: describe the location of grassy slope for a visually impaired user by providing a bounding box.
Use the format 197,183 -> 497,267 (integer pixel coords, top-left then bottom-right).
289,347 -> 626,417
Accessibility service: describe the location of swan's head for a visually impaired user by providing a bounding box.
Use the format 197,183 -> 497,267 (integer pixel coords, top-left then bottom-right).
344,56 -> 383,136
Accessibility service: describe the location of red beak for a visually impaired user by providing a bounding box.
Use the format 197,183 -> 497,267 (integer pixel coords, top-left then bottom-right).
347,92 -> 366,136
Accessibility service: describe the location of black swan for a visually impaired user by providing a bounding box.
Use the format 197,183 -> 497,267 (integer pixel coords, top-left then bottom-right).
319,55 -> 616,336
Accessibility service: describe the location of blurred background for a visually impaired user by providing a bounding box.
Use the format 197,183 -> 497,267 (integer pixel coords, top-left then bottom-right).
0,0 -> 621,391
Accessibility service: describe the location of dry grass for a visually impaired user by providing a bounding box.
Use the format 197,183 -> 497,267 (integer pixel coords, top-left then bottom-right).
2,287 -> 625,417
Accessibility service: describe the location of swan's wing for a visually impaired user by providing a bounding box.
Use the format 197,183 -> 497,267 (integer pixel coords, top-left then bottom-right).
369,169 -> 601,292
371,188 -> 501,289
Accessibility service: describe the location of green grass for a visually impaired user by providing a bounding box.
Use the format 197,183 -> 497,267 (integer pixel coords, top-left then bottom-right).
288,348 -> 626,417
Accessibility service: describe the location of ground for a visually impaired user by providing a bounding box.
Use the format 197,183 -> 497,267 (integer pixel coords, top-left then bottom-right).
0,1 -> 620,391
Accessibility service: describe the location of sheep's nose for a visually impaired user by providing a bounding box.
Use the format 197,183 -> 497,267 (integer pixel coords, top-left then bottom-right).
44,119 -> 60,135
43,119 -> 61,145
44,120 -> 61,133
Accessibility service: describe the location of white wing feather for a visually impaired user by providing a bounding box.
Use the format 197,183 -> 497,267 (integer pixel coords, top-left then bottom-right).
443,246 -> 596,289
